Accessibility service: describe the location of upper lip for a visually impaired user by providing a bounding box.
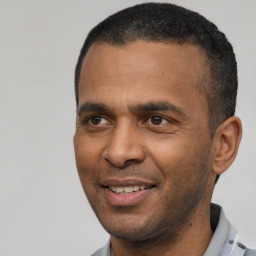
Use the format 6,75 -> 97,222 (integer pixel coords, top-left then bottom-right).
100,178 -> 155,187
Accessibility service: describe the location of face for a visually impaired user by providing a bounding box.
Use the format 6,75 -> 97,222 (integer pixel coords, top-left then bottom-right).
74,41 -> 215,242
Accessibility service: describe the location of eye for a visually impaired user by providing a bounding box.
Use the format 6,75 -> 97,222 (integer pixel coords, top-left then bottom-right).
87,116 -> 110,125
148,115 -> 168,125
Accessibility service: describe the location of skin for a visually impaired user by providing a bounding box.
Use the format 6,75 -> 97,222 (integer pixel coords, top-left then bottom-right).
74,41 -> 242,256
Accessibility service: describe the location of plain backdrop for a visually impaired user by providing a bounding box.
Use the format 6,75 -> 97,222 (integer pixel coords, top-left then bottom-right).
0,0 -> 255,255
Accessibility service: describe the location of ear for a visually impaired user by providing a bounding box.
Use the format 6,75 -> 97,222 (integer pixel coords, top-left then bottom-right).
212,116 -> 242,175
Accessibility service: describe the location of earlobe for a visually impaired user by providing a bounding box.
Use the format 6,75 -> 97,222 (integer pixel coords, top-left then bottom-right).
212,116 -> 242,175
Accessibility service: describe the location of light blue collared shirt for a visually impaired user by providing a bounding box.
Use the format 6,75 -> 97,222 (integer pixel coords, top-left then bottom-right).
91,204 -> 255,256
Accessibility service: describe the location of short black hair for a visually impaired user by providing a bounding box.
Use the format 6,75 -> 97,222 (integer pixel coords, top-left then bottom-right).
75,2 -> 238,184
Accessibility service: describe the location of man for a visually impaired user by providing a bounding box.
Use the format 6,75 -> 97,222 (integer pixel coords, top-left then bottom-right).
73,3 -> 255,256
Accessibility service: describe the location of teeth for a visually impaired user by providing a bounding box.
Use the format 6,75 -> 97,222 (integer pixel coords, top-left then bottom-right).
116,187 -> 124,193
109,185 -> 149,194
133,185 -> 140,192
124,186 -> 133,192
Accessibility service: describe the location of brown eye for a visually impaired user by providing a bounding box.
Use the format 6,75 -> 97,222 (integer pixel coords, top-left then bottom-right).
90,116 -> 103,125
150,116 -> 164,125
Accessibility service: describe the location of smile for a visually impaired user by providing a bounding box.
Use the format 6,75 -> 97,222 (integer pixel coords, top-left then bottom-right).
108,185 -> 152,194
100,179 -> 156,206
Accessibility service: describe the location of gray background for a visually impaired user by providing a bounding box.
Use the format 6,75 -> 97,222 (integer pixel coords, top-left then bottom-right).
0,0 -> 255,255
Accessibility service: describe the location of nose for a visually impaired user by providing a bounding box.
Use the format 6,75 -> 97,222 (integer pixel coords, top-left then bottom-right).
103,123 -> 145,167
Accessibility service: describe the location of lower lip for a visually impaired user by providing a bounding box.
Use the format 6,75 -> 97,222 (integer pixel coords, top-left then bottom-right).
103,187 -> 154,206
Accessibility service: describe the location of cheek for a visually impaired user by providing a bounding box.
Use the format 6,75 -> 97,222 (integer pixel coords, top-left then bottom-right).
147,136 -> 207,184
75,133 -> 104,166
74,134 -> 105,189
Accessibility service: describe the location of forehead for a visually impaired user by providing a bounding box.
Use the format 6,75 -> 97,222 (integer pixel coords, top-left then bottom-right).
79,40 -> 208,115
81,41 -> 206,80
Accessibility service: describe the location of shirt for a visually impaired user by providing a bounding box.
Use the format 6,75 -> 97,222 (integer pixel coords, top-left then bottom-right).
91,204 -> 255,256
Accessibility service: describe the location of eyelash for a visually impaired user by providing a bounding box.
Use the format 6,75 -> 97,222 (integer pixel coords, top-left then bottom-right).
82,114 -> 173,126
145,115 -> 169,125
83,115 -> 111,125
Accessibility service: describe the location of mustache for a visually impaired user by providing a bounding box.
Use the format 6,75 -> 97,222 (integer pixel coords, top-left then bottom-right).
97,164 -> 158,180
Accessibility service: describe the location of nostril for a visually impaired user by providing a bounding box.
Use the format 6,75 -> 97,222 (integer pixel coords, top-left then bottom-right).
124,158 -> 143,165
104,158 -> 140,169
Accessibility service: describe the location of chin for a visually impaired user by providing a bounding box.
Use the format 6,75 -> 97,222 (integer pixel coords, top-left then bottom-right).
107,226 -> 160,242
98,213 -> 174,242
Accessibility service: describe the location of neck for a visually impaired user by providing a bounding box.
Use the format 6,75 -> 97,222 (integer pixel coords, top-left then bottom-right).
110,203 -> 213,256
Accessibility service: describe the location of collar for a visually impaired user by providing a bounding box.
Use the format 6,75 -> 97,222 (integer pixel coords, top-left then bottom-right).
91,204 -> 251,256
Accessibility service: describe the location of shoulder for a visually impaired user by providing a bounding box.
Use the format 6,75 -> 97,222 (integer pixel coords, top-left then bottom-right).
209,204 -> 256,256
91,240 -> 111,256
228,239 -> 256,256
243,249 -> 256,256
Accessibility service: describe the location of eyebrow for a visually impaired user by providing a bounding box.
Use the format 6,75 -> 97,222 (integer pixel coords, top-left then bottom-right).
77,102 -> 109,116
77,100 -> 187,118
129,101 -> 187,118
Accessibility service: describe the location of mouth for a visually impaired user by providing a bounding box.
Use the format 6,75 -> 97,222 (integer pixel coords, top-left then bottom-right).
104,185 -> 155,195
100,179 -> 156,206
